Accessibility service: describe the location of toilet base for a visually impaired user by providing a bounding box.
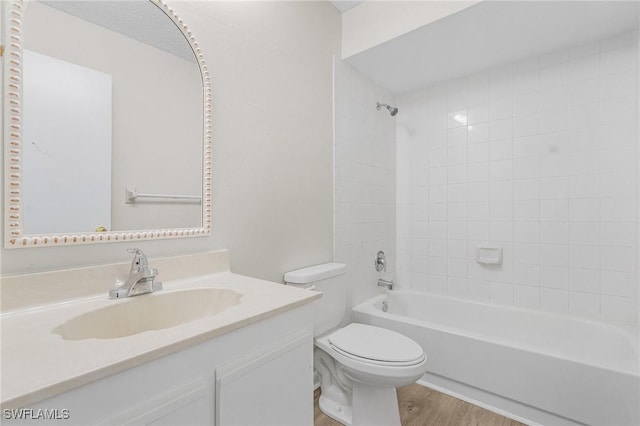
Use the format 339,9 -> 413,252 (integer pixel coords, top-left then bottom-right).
318,393 -> 353,425
352,382 -> 401,426
319,383 -> 401,426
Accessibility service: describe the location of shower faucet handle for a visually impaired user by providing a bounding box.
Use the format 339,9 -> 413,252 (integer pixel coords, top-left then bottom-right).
375,251 -> 387,272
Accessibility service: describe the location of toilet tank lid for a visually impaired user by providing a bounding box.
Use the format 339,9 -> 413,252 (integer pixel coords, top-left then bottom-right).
284,263 -> 346,284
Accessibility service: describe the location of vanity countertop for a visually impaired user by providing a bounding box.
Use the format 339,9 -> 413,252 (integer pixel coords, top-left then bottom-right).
0,270 -> 320,409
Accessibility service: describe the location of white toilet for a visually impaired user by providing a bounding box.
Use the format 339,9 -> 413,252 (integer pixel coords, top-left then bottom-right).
284,263 -> 427,426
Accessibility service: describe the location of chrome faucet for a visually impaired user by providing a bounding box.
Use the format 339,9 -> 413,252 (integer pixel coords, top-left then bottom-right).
109,248 -> 163,299
377,278 -> 395,290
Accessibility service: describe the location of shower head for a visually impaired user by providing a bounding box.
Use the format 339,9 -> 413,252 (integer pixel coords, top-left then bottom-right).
376,102 -> 399,116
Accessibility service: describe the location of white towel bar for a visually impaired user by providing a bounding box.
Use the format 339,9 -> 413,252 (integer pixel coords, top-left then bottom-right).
125,187 -> 201,203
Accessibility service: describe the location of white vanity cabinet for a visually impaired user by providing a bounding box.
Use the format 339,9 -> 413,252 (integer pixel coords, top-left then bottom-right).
5,305 -> 314,426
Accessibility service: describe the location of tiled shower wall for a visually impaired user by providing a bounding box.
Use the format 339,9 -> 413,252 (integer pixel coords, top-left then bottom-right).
334,59 -> 396,313
396,31 -> 639,325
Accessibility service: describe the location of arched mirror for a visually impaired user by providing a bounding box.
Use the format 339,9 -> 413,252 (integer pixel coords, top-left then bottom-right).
3,0 -> 211,248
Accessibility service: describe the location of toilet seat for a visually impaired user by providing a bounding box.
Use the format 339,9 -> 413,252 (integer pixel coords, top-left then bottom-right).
330,345 -> 426,367
327,323 -> 425,366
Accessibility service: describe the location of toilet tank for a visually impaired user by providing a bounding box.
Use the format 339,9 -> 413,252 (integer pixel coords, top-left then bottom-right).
283,263 -> 347,336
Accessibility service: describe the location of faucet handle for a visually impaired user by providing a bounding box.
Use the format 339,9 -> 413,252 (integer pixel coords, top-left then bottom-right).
375,251 -> 387,272
127,248 -> 149,272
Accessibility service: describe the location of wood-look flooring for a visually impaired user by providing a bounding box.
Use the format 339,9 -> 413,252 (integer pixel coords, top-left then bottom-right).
314,384 -> 526,426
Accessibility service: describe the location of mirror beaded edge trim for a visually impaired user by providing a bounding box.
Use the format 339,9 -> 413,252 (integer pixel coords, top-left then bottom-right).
2,0 -> 213,248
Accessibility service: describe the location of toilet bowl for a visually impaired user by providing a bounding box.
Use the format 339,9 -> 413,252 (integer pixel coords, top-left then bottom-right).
315,323 -> 427,425
283,263 -> 428,426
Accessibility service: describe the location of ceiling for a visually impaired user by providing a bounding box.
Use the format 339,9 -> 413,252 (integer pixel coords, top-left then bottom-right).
42,1 -> 196,63
329,0 -> 364,13
345,1 -> 640,95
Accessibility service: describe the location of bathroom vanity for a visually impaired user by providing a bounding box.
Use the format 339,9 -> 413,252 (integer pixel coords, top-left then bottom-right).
1,250 -> 319,425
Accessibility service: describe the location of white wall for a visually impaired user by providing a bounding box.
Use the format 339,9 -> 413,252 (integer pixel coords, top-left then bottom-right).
396,31 -> 639,326
1,1 -> 340,284
341,0 -> 479,59
334,59 -> 396,311
202,1 -> 339,282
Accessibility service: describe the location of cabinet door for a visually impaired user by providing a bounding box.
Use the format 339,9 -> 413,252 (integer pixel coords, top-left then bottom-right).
215,331 -> 313,426
99,378 -> 214,426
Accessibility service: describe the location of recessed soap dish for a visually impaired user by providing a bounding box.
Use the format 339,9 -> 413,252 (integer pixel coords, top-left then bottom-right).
476,246 -> 503,265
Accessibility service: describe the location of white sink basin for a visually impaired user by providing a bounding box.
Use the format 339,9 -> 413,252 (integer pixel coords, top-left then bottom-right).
52,288 -> 242,340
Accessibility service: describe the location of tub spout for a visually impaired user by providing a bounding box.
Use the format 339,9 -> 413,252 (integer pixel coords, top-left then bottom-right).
377,278 -> 395,290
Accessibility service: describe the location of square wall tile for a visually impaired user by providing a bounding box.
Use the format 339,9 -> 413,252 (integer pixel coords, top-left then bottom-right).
515,200 -> 539,221
514,263 -> 539,286
569,222 -> 600,245
601,295 -> 634,323
514,179 -> 540,200
568,268 -> 600,293
490,281 -> 514,305
540,244 -> 568,267
540,199 -> 569,221
568,245 -> 599,269
569,291 -> 600,317
447,277 -> 469,297
540,177 -> 568,199
569,151 -> 599,175
568,175 -> 598,199
490,119 -> 514,140
468,207 -> 487,231
448,165 -> 468,184
600,173 -> 635,198
468,142 -> 490,163
540,288 -> 569,313
515,242 -> 539,264
490,181 -> 514,200
489,98 -> 514,121
514,284 -> 540,308
601,270 -> 635,297
490,222 -> 514,242
468,104 -> 489,125
540,265 -> 568,289
490,200 -> 514,221
468,279 -> 491,301
514,222 -> 539,243
490,159 -> 514,181
600,246 -> 635,272
569,199 -> 599,222
515,92 -> 540,116
514,135 -> 542,158
600,222 -> 636,247
448,127 -> 468,146
599,147 -> 635,173
428,274 -> 448,294
601,198 -> 636,222
468,162 -> 490,182
448,258 -> 468,278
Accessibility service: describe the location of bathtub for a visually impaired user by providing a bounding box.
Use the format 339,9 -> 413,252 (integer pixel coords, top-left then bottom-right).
353,292 -> 640,426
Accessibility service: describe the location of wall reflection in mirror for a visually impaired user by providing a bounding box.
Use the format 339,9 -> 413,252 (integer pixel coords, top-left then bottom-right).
20,0 -> 203,236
